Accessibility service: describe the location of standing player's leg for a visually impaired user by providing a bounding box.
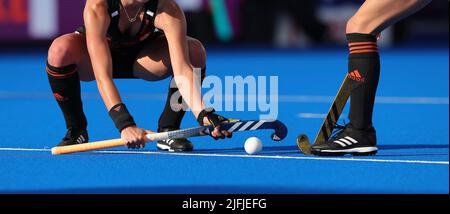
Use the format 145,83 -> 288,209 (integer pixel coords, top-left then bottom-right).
134,35 -> 207,152
347,0 -> 432,131
311,0 -> 432,156
46,33 -> 96,146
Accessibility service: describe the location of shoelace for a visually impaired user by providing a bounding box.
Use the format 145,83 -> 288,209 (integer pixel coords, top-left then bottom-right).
63,129 -> 74,141
330,121 -> 349,139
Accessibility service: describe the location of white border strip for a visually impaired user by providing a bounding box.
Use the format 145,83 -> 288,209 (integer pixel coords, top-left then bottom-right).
0,148 -> 448,165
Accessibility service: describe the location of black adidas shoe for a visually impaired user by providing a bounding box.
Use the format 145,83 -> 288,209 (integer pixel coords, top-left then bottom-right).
156,128 -> 194,152
311,124 -> 378,156
57,128 -> 89,147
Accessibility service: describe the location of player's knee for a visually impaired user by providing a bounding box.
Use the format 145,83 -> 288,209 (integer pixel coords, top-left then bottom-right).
346,16 -> 375,34
188,38 -> 206,69
47,36 -> 76,67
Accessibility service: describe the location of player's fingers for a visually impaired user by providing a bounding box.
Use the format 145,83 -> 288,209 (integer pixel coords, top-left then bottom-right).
222,131 -> 232,138
127,142 -> 136,149
211,127 -> 221,139
130,137 -> 141,149
130,141 -> 138,149
139,139 -> 146,149
135,137 -> 145,149
123,134 -> 135,149
215,127 -> 225,139
211,130 -> 219,138
123,138 -> 133,149
212,128 -> 218,137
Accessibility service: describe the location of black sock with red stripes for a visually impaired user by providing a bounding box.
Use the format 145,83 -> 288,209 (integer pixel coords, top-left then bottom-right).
346,33 -> 380,130
47,62 -> 87,130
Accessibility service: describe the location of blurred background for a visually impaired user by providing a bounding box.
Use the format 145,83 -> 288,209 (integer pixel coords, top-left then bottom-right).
0,0 -> 448,48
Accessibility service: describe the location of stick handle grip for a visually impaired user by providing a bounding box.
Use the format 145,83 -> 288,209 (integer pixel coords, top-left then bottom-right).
51,133 -> 173,155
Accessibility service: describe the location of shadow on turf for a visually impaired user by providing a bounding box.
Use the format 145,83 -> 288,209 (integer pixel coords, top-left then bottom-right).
78,144 -> 449,156
378,144 -> 449,150
194,146 -> 300,154
197,144 -> 449,154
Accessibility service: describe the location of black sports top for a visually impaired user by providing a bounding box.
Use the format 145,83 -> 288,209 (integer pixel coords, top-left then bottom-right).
77,0 -> 159,48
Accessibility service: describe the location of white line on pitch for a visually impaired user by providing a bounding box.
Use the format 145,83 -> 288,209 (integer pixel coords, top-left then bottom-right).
0,91 -> 448,105
298,113 -> 329,119
0,148 -> 51,152
0,147 -> 448,165
278,95 -> 449,105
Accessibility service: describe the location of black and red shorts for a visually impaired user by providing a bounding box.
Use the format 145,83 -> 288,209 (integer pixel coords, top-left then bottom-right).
76,28 -> 164,79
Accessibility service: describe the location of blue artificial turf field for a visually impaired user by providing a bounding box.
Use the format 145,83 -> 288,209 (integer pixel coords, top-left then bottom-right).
0,47 -> 448,193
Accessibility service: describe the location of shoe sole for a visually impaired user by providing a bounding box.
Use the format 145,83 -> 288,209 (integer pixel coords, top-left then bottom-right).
57,142 -> 88,147
157,144 -> 193,152
312,147 -> 378,157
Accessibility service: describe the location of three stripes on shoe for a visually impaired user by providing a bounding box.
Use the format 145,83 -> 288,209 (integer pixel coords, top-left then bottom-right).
333,136 -> 359,147
76,135 -> 86,144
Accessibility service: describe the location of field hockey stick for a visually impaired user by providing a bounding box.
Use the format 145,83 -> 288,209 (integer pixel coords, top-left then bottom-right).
51,120 -> 288,155
297,74 -> 351,155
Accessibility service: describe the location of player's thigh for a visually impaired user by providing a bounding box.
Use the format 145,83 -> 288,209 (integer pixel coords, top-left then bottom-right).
47,33 -> 95,82
133,35 -> 172,81
133,35 -> 207,81
347,0 -> 432,34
